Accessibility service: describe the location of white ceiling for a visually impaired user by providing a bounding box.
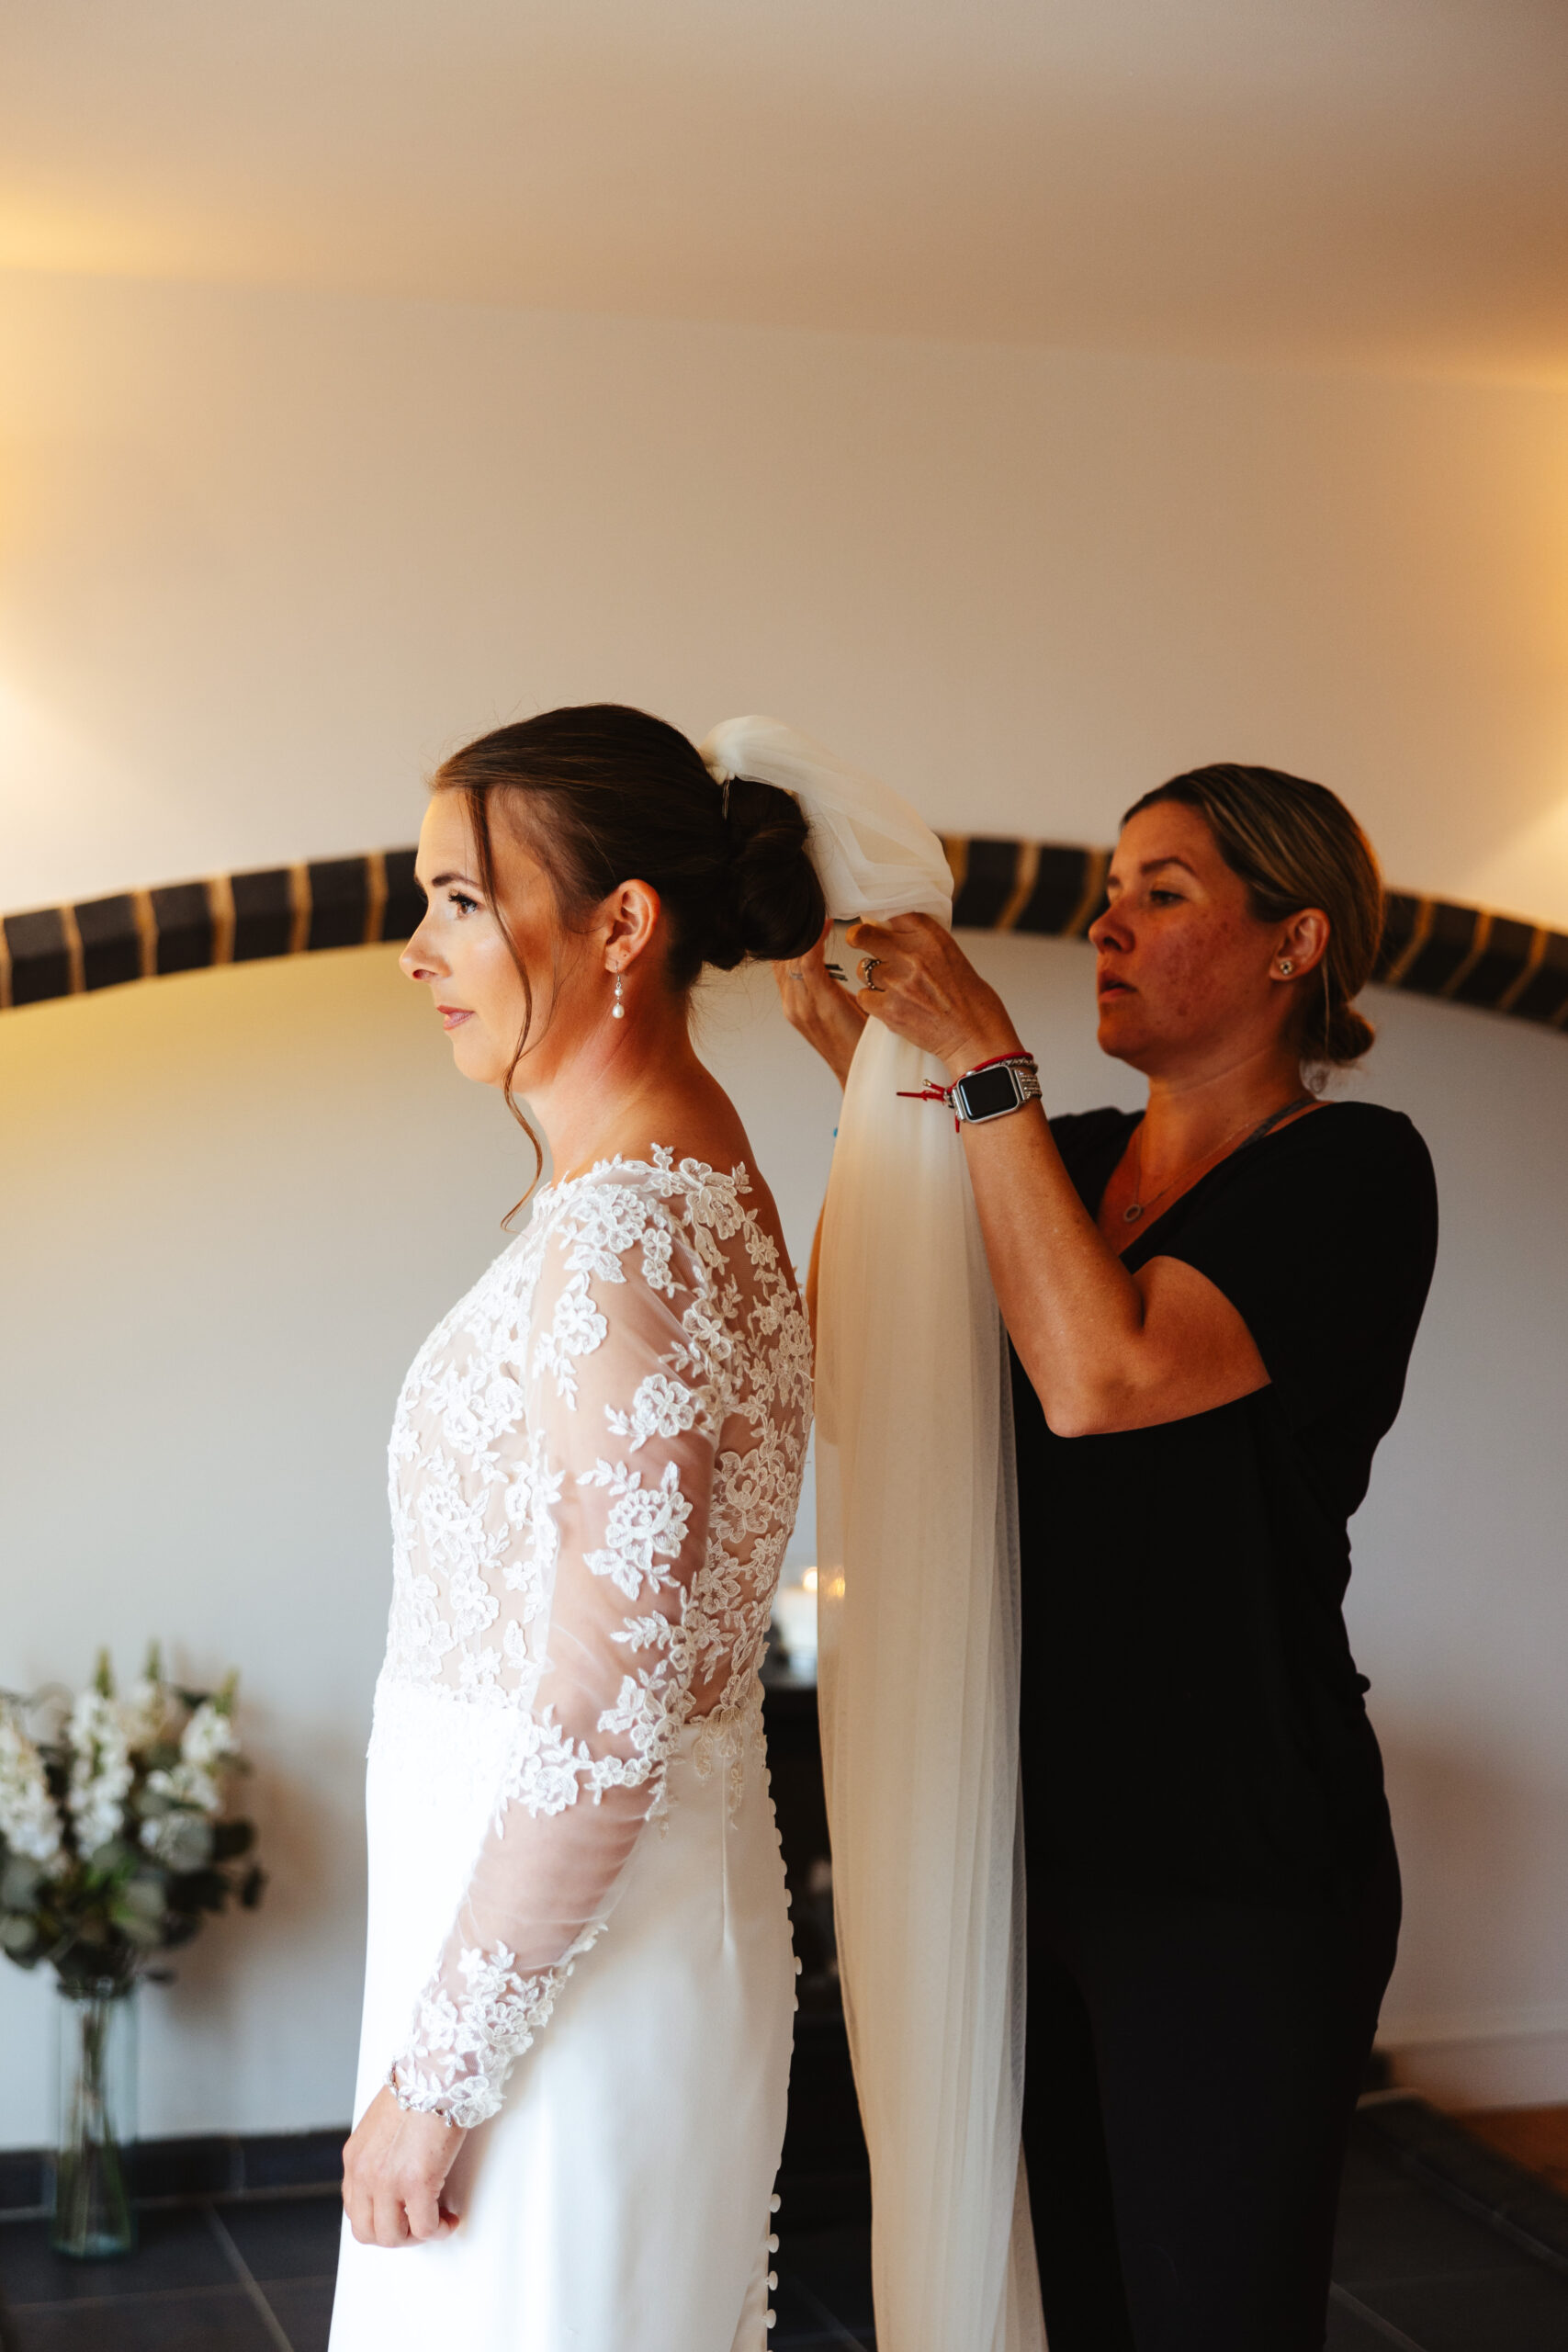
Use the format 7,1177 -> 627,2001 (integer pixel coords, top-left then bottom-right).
2,0 -> 1566,375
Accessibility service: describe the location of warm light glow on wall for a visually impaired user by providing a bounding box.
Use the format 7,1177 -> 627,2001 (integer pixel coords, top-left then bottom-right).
1468,789 -> 1568,926
0,673 -> 163,914
0,200 -> 177,280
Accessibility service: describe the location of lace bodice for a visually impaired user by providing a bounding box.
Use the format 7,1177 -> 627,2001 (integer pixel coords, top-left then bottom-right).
376,1148 -> 811,2127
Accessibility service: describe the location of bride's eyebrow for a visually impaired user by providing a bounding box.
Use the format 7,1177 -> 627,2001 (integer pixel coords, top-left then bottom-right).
427,870 -> 482,890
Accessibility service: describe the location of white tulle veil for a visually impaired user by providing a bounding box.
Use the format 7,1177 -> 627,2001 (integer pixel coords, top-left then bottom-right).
700,718 -> 1045,2352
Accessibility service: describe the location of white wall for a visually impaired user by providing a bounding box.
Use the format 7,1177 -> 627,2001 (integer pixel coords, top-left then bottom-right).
1340,990 -> 1568,2107
4,268 -> 1568,2135
3,270 -> 1567,926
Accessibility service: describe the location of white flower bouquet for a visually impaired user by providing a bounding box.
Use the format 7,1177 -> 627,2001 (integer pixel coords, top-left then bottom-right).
0,1647 -> 265,1997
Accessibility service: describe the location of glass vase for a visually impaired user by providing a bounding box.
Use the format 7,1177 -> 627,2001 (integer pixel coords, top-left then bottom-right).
51,1979 -> 138,2258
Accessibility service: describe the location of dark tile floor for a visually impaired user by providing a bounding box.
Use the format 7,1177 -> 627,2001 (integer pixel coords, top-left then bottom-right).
6,2114 -> 1568,2349
1326,2124 -> 1568,2352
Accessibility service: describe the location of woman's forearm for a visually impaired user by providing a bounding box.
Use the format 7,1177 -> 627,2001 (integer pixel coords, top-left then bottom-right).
954,1102 -> 1155,1432
877,975 -> 1158,1426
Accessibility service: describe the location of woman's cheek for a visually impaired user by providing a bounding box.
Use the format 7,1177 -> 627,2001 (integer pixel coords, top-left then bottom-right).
473,943 -> 527,1033
1165,918 -> 1255,1026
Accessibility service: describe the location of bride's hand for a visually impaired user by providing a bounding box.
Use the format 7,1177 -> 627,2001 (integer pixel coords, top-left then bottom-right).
342,2086 -> 465,2247
774,921 -> 868,1088
846,915 -> 1023,1077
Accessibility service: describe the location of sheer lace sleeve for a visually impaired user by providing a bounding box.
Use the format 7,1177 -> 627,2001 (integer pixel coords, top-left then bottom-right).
388,1182 -> 724,2128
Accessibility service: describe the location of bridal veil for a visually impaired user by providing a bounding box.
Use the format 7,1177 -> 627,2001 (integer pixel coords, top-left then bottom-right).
700,718 -> 1045,2352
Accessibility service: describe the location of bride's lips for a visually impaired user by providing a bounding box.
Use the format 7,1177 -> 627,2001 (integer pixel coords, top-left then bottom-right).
437,1003 -> 474,1031
1097,974 -> 1134,1001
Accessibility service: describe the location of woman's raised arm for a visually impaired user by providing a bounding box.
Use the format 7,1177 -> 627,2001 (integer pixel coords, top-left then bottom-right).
784,911 -> 1269,1436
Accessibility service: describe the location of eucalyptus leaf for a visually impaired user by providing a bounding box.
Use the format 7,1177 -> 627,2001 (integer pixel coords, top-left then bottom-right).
0,1856 -> 44,1909
147,1816 -> 213,1872
108,1904 -> 166,1948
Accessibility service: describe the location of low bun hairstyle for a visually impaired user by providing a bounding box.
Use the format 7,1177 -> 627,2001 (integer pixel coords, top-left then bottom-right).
701,774 -> 832,973
1122,763 -> 1383,1070
433,703 -> 827,988
433,704 -> 827,1216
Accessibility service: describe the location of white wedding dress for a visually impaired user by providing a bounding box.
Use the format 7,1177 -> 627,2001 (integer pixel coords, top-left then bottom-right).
331,1148 -> 811,2352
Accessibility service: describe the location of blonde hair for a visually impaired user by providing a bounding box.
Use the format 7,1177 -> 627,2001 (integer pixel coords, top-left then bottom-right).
1123,763 -> 1383,1068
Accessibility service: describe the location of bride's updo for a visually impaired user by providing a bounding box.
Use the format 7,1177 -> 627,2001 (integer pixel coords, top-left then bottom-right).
432,703 -> 826,984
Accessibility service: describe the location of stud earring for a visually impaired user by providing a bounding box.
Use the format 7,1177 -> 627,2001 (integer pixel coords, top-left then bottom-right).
611,969 -> 625,1019
1278,959 -> 1294,976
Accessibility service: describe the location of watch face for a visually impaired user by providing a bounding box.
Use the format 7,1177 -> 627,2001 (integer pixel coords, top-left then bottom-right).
957,1066 -> 1018,1120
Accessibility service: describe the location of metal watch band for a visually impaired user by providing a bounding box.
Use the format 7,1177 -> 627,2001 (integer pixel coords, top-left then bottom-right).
951,1057 -> 1043,1125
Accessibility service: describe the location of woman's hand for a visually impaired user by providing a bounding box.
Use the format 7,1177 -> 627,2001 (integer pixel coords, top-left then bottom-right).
342,2086 -> 465,2247
844,915 -> 1023,1078
774,922 -> 869,1088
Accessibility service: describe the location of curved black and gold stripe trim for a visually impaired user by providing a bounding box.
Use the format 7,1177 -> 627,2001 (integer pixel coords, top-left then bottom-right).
3,840 -> 1566,1033
1,853 -> 423,1012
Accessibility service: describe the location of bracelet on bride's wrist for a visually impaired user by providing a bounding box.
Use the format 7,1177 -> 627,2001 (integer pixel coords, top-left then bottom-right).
385,2064 -> 458,2127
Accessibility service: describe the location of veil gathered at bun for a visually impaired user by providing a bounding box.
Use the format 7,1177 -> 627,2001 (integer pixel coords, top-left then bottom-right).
701,717 -> 953,927
701,718 -> 1045,2352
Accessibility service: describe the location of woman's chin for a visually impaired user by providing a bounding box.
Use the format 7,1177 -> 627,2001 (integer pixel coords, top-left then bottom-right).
1096,1002 -> 1147,1063
1100,1021 -> 1175,1080
447,1027 -> 504,1086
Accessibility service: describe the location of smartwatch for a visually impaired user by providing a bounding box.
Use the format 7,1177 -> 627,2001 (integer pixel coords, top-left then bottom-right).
950,1056 -> 1043,1125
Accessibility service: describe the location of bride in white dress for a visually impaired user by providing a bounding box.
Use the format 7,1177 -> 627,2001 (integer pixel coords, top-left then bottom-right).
331,705 -> 825,2352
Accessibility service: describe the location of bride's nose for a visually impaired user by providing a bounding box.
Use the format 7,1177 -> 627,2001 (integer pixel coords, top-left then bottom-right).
400,924 -> 446,984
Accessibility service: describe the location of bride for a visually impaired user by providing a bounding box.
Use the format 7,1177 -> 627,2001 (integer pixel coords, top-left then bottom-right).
331,704 -> 824,2352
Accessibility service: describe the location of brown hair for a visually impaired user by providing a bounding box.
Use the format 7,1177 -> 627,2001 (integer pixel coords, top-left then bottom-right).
1122,762 -> 1383,1069
432,702 -> 826,1205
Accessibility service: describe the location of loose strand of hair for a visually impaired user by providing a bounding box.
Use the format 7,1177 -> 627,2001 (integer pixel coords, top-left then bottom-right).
462,781 -> 546,1227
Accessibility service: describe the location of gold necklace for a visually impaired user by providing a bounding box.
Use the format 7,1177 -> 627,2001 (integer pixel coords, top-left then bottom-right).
1122,1091 -> 1314,1225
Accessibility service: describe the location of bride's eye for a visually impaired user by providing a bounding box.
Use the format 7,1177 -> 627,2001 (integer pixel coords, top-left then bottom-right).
448,890 -> 481,915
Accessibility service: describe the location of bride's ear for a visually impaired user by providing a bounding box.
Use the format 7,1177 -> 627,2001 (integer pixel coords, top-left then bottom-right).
601,879 -> 662,973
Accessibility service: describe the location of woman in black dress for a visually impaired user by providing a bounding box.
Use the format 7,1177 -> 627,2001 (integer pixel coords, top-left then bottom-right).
779,763 -> 1438,2352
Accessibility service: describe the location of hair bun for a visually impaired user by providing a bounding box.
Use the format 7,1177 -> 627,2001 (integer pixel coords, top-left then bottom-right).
1321,997 -> 1375,1066
699,775 -> 826,970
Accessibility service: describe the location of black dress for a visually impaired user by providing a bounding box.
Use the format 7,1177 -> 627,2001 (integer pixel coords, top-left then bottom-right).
1012,1101 -> 1438,2352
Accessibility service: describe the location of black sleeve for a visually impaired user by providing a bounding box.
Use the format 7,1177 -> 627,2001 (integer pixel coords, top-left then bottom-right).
1047,1107 -> 1137,1218
1145,1105 -> 1438,1431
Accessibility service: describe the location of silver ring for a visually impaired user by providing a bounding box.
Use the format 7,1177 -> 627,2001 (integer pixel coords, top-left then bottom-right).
858,955 -> 885,989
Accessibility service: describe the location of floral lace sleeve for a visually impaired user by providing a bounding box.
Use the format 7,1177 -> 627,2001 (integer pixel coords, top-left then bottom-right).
388,1193 -> 724,2128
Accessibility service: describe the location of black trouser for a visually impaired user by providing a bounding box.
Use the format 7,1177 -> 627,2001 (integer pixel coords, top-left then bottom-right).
1021,1835 -> 1401,2352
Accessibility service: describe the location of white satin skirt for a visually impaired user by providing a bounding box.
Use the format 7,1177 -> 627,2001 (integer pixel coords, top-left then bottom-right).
330,1684 -> 795,2352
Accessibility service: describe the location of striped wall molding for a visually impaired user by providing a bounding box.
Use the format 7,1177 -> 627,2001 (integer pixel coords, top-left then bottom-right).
2,839 -> 1566,1032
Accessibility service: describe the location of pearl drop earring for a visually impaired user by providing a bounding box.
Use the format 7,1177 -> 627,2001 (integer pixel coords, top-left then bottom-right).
611,969 -> 625,1019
